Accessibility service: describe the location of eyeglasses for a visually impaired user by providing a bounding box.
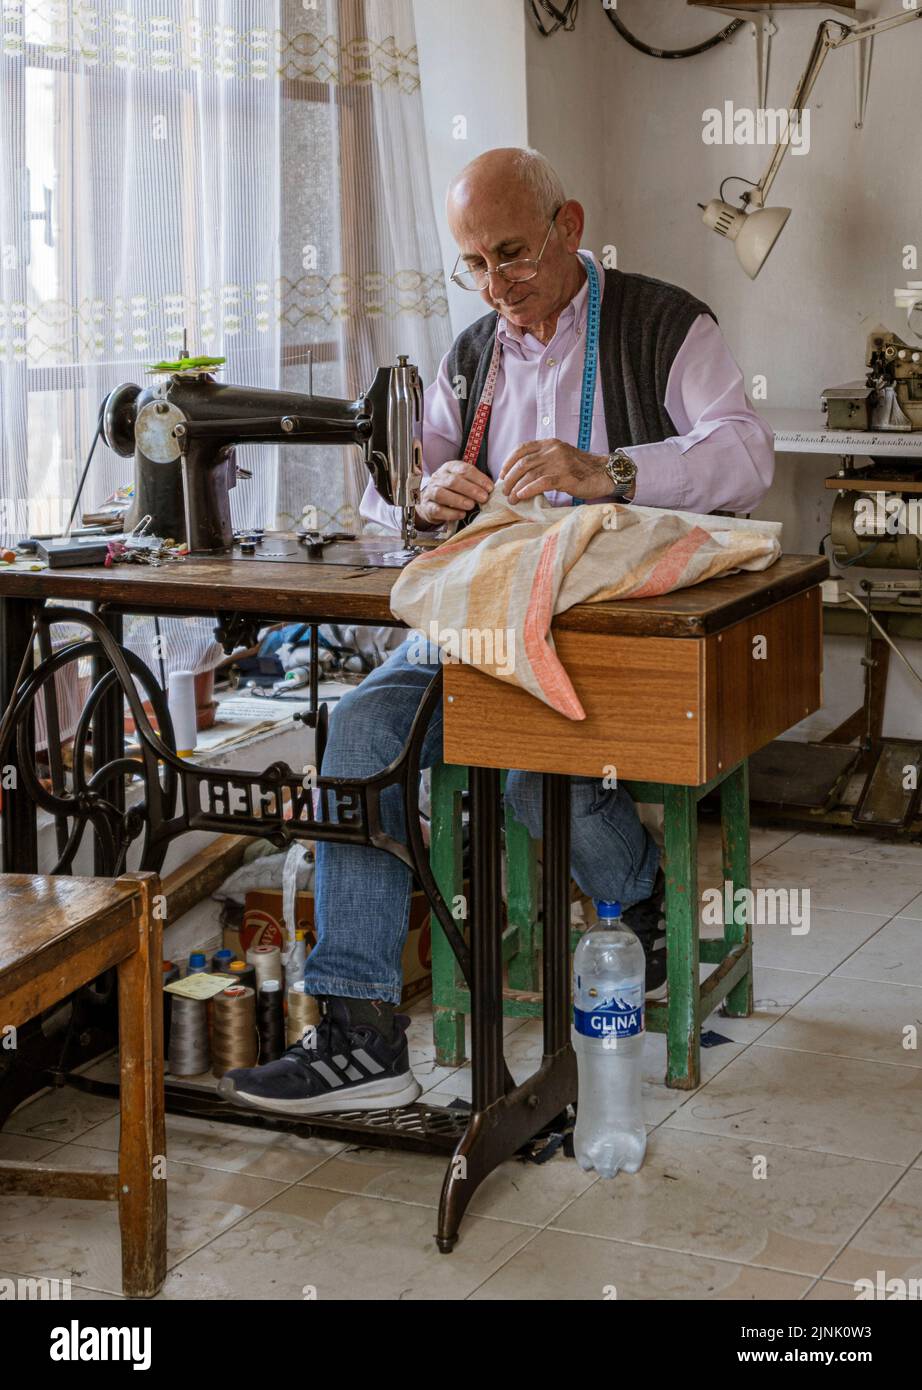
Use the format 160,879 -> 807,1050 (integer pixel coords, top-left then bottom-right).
450,209 -> 561,292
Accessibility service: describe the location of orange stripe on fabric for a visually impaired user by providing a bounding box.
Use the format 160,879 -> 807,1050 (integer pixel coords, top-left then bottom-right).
627,526 -> 712,598
426,527 -> 497,562
523,532 -> 585,720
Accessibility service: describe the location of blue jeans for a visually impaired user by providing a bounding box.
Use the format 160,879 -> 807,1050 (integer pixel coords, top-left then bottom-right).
306,637 -> 660,1003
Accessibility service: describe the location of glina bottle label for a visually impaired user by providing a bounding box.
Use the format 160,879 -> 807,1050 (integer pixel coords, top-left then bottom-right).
573,978 -> 644,1039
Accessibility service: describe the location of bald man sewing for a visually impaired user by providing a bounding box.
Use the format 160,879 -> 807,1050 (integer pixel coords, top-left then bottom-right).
222,147 -> 774,1115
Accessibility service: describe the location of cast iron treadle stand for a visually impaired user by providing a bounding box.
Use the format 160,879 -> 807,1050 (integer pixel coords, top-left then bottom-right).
0,601 -> 577,1252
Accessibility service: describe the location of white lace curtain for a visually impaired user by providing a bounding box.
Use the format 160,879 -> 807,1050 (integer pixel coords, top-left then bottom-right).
0,0 -> 450,680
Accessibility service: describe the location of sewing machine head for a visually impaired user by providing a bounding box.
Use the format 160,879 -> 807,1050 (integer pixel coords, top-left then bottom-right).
100,354 -> 424,556
865,327 -> 922,431
823,325 -> 922,432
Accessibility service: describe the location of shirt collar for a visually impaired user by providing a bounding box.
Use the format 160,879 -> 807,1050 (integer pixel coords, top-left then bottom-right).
495,249 -> 599,351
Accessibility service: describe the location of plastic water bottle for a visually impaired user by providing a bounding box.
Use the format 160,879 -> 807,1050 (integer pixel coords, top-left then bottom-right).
572,899 -> 647,1177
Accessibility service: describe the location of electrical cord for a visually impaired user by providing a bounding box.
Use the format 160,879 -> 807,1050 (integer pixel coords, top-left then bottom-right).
719,173 -> 758,203
600,1 -> 743,59
64,396 -> 107,536
528,0 -> 579,38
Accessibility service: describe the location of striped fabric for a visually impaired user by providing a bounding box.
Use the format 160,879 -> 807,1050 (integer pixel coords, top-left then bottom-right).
390,493 -> 783,720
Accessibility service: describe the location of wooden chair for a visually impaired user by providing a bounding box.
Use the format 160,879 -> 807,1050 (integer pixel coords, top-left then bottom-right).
0,872 -> 166,1298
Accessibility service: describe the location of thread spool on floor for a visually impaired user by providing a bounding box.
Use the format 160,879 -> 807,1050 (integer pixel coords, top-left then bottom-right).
227,960 -> 256,990
286,980 -> 320,1047
162,960 -> 179,1060
257,979 -> 285,1064
212,986 -> 258,1075
168,994 -> 210,1076
247,943 -> 282,991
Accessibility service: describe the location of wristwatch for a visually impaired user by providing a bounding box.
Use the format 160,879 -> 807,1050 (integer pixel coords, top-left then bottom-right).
603,449 -> 637,499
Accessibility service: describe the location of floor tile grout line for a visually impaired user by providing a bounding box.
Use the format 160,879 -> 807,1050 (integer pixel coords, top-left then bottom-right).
737,1039 -> 922,1070
515,1171 -> 603,1239
758,908 -> 909,984
64,1136 -> 347,1183
806,1149 -> 922,1290
463,1219 -> 818,1289
537,1220 -> 859,1283
656,971 -> 836,1126
656,1118 -> 917,1164
674,967 -> 919,1101
289,1176 -> 559,1232
461,1223 -> 550,1301
156,1164 -> 319,1285
0,1261 -> 125,1299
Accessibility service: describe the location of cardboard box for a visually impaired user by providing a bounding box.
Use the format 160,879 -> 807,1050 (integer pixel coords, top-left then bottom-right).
228,887 -> 432,1008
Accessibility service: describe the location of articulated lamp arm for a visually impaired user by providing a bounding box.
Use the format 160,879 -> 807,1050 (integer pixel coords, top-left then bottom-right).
704,6 -> 922,276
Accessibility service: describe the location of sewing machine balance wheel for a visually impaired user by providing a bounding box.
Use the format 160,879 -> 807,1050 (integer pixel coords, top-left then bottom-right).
101,382 -> 142,457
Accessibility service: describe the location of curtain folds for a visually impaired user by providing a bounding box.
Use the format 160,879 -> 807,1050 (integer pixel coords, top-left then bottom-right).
0,0 -> 449,683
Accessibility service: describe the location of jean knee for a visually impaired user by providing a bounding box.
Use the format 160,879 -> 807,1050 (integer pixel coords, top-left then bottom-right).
322,684 -> 401,778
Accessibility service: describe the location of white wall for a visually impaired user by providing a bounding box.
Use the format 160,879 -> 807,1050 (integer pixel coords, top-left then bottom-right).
412,0 -> 529,335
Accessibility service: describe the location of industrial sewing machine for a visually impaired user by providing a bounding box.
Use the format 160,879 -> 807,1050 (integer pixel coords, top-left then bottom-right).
822,327 -> 922,434
805,326 -> 922,832
817,326 -> 922,577
99,353 -> 430,564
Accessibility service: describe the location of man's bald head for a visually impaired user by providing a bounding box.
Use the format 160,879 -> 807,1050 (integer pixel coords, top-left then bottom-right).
447,148 -> 566,225
445,147 -> 585,341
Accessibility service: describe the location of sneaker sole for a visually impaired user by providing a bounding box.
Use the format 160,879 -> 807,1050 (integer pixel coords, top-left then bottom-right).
216,1072 -> 423,1116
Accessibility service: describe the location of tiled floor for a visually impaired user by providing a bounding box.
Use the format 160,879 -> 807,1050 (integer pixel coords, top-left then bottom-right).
2,823 -> 921,1300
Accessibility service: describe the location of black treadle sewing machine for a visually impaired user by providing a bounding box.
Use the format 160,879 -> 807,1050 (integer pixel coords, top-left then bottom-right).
99,350 -> 433,565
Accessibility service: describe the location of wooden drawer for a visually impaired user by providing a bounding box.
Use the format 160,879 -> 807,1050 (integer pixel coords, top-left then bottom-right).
442,586 -> 822,786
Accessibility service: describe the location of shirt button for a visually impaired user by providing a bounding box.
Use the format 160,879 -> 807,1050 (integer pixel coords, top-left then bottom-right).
546,357 -> 557,366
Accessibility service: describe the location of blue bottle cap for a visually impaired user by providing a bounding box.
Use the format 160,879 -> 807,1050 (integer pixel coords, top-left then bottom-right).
594,900 -> 622,918
189,952 -> 206,967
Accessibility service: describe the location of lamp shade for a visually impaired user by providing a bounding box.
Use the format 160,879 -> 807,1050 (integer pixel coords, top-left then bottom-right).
701,199 -> 791,279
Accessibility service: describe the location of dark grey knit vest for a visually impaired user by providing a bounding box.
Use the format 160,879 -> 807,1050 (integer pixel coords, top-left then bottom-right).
445,267 -> 716,475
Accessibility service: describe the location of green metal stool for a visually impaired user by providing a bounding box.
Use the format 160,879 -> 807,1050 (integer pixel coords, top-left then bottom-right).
429,760 -> 753,1090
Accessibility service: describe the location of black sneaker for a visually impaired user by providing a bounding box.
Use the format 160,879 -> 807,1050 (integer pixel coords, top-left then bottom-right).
622,868 -> 667,997
217,997 -> 421,1115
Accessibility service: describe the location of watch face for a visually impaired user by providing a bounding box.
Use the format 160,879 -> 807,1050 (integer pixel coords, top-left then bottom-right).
609,453 -> 635,484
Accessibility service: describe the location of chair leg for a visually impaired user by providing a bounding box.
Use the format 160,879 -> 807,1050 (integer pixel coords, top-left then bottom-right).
116,873 -> 166,1298
430,762 -> 467,1067
721,760 -> 754,1018
662,786 -> 700,1089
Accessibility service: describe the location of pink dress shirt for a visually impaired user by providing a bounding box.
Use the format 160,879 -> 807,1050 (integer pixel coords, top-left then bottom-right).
361,250 -> 774,529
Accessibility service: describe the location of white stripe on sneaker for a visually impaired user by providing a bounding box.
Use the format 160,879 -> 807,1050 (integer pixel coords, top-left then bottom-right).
352,1048 -> 385,1074
311,1060 -> 345,1087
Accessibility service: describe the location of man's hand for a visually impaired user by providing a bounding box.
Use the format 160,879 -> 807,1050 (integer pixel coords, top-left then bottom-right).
415,459 -> 493,528
499,439 -> 614,503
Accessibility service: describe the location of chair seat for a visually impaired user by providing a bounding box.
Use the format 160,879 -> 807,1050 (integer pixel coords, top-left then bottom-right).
0,875 -> 142,1025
